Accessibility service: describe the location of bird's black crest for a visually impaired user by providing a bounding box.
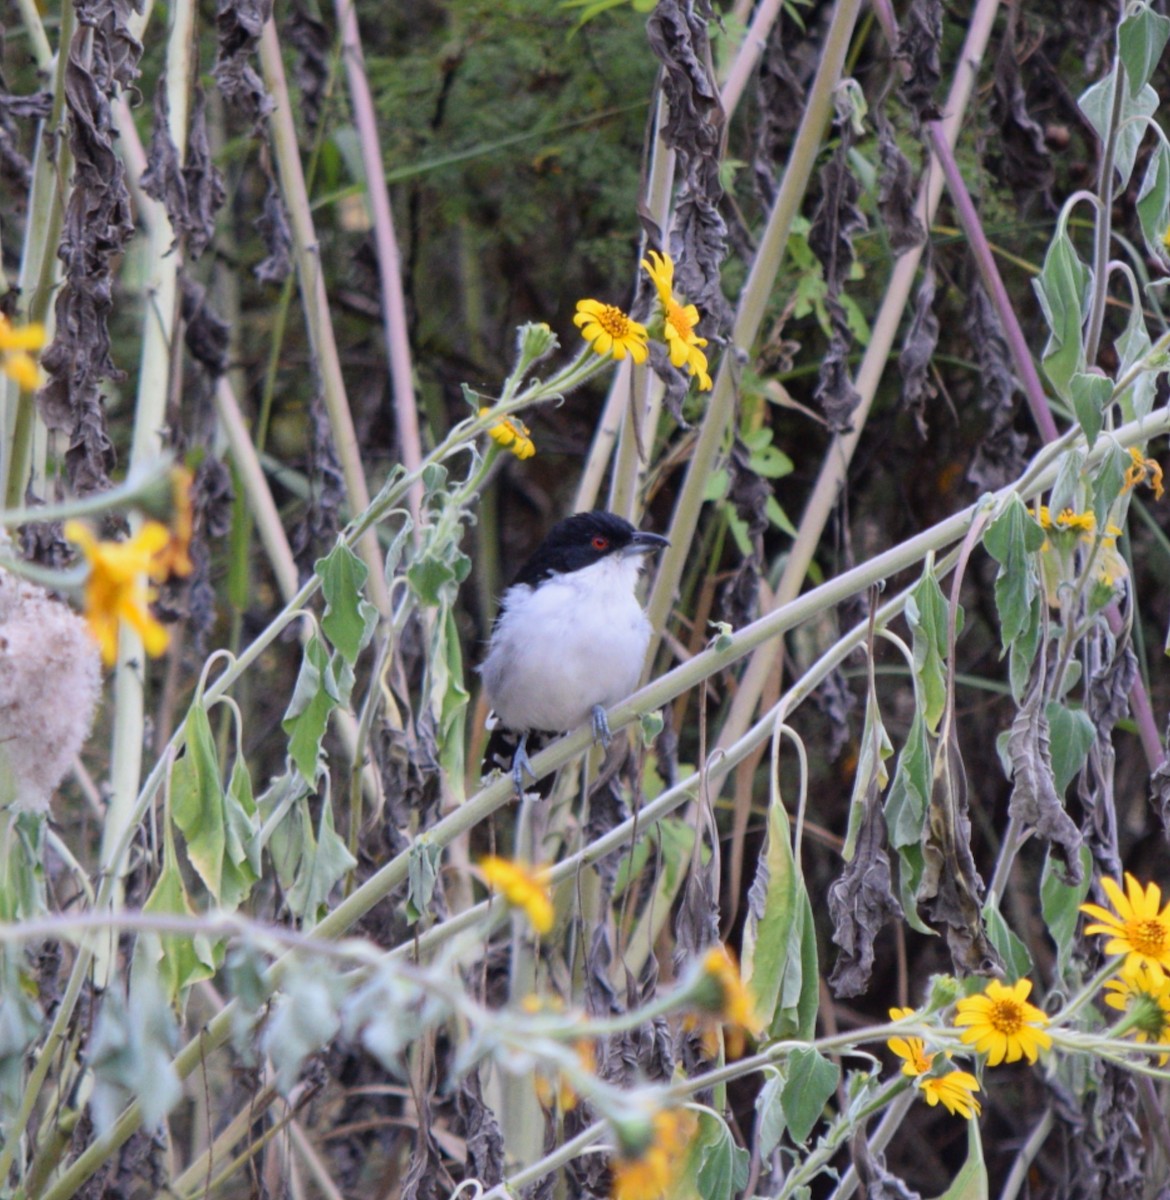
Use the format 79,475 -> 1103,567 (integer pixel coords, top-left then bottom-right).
512,510 -> 640,587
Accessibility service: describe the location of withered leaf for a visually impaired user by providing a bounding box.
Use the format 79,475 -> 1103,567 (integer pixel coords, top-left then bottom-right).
898,261 -> 939,438
180,275 -> 230,376
965,282 -> 1027,491
182,86 -> 226,260
213,0 -> 275,125
454,1072 -> 504,1188
828,780 -> 902,998
814,326 -> 861,432
1008,672 -> 1084,884
991,12 -> 1053,210
809,129 -> 866,432
1067,1063 -> 1145,1200
646,0 -> 728,336
895,0 -> 943,124
39,0 -> 144,496
918,729 -> 1002,975
1081,628 -> 1131,872
254,168 -> 293,284
753,13 -> 806,205
287,0 -> 331,134
645,340 -> 691,426
875,107 -> 925,254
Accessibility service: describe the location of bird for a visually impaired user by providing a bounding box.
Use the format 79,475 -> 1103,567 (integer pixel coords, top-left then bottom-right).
480,510 -> 669,795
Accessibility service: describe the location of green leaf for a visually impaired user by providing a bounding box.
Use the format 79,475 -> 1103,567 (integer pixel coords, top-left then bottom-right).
1032,226 -> 1090,399
1048,447 -> 1086,519
983,495 -> 1046,649
691,1109 -> 750,1200
1079,70 -> 1158,190
1116,301 -> 1156,421
1092,439 -> 1130,527
1137,141 -> 1170,271
316,541 -> 378,664
1009,596 -> 1044,704
1068,372 -> 1114,447
262,963 -> 343,1094
932,1118 -> 989,1200
742,792 -> 818,1039
171,704 -> 227,901
1045,702 -> 1095,797
906,565 -> 956,734
0,950 -> 43,1121
286,795 -> 357,922
221,758 -> 262,910
405,838 -> 442,925
282,636 -> 341,785
1041,844 -> 1093,972
982,899 -> 1033,983
1119,7 -> 1170,97
88,973 -> 182,1136
842,690 -> 892,860
886,712 -> 930,850
780,1047 -> 839,1144
754,1068 -> 787,1159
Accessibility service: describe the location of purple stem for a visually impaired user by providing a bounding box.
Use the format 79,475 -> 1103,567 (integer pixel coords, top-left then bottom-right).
928,125 -> 1163,767
928,126 -> 1060,443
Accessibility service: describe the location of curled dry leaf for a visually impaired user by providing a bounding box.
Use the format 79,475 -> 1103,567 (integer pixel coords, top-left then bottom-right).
828,782 -> 902,998
1008,671 -> 1084,884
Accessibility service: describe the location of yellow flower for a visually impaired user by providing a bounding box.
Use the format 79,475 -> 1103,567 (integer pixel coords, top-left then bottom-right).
887,1007 -> 935,1076
918,1070 -> 982,1119
1081,873 -> 1170,980
1038,506 -> 1096,533
480,855 -> 554,934
64,520 -> 172,666
1103,959 -> 1170,1064
640,250 -> 713,391
1122,447 -> 1165,501
610,1107 -> 697,1200
695,946 -> 762,1036
0,313 -> 46,392
953,978 -> 1052,1066
479,408 -> 535,460
573,299 -> 649,364
150,466 -> 195,580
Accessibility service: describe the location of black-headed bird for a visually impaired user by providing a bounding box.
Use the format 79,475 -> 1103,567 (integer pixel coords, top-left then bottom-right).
480,510 -> 668,795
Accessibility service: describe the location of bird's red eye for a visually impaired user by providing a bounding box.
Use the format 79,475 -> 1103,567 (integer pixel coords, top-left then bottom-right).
591,535 -> 609,551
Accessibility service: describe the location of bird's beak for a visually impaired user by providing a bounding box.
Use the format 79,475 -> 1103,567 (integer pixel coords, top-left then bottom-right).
623,531 -> 670,557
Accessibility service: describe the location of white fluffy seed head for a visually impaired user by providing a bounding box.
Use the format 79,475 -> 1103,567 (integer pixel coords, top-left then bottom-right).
0,567 -> 101,812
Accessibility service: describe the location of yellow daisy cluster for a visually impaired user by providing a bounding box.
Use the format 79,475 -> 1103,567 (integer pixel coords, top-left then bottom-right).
0,313 -> 45,391
610,1107 -> 697,1200
886,1007 -> 982,1120
575,250 -> 713,391
479,408 -> 535,460
1122,447 -> 1165,501
1038,506 -> 1098,534
953,978 -> 1052,1066
480,855 -> 554,934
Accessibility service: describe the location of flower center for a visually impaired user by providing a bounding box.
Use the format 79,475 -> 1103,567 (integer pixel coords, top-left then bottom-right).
1127,918 -> 1169,957
989,999 -> 1025,1036
596,305 -> 634,338
665,300 -> 694,341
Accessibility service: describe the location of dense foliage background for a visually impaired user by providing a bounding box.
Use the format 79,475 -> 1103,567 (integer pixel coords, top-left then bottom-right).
6,0 -> 1170,1197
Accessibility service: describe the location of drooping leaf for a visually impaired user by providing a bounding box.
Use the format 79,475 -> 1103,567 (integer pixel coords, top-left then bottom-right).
1079,70 -> 1158,190
690,1108 -> 750,1200
982,898 -> 1033,982
781,1047 -> 840,1144
282,635 -> 342,784
906,564 -> 957,734
316,540 -> 378,665
1006,676 -> 1084,884
1032,226 -> 1090,400
285,793 -> 357,922
1069,372 -> 1114,447
1119,6 -> 1170,96
983,495 -> 1046,650
1041,844 -> 1093,973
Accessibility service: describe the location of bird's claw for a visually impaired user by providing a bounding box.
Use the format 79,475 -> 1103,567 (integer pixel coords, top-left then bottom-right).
591,704 -> 613,750
511,733 -> 537,798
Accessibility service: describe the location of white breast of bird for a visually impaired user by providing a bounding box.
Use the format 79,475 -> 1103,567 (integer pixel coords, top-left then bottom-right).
482,553 -> 651,734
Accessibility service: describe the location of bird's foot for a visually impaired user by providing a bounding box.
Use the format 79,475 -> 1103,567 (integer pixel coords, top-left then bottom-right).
591,704 -> 613,750
511,733 -> 537,798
